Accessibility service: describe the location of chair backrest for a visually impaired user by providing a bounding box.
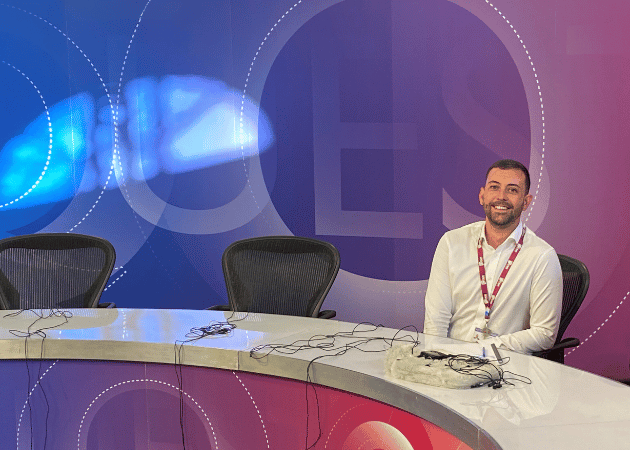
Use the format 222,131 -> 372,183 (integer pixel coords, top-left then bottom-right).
222,236 -> 340,317
0,233 -> 116,309
556,254 -> 589,342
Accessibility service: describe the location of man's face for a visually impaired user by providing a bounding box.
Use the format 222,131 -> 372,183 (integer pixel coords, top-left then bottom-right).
479,168 -> 532,229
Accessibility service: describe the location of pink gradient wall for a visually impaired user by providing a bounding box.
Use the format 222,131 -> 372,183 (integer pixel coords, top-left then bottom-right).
1,0 -> 629,381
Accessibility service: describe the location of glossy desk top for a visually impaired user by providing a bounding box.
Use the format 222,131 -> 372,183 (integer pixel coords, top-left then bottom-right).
0,308 -> 629,450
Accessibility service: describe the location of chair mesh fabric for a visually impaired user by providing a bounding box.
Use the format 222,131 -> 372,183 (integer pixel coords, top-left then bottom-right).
0,234 -> 115,309
556,255 -> 589,342
223,237 -> 339,317
532,254 -> 588,363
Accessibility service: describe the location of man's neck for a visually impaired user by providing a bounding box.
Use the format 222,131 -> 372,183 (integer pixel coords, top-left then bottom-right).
484,220 -> 519,249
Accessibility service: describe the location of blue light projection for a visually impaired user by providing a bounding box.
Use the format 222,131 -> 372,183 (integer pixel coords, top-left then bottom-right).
0,93 -> 92,210
0,75 -> 274,210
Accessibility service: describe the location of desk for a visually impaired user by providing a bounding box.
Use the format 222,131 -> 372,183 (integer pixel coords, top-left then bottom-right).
0,309 -> 629,449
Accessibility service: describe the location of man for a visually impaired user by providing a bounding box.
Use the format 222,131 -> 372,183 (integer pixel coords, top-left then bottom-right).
423,159 -> 562,353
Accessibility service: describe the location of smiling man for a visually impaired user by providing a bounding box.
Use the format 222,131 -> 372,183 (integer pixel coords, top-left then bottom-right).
423,159 -> 562,354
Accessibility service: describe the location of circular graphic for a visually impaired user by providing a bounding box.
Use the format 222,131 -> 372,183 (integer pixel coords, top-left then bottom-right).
341,421 -> 414,450
77,379 -> 217,450
257,0 -> 537,282
317,397 -> 439,448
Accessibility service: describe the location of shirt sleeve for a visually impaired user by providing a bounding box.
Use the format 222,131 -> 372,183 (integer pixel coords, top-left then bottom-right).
423,234 -> 454,337
488,247 -> 563,354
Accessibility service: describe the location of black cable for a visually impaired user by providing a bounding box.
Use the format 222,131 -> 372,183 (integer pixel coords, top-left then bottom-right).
249,323 -> 422,449
249,323 -> 421,360
445,354 -> 503,387
499,365 -> 533,387
4,308 -> 72,450
249,324 -> 534,449
173,310 -> 248,449
434,353 -> 531,388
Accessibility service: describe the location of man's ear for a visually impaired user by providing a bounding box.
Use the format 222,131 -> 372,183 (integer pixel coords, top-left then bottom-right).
479,187 -> 485,206
523,193 -> 533,211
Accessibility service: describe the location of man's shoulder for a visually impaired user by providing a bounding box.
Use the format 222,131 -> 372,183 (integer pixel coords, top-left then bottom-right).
443,221 -> 485,239
439,221 -> 485,247
522,228 -> 562,277
524,227 -> 556,253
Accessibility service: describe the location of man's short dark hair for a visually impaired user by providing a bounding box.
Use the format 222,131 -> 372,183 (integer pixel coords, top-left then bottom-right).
485,159 -> 530,194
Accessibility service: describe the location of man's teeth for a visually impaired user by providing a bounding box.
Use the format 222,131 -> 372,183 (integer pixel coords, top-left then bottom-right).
494,206 -> 508,210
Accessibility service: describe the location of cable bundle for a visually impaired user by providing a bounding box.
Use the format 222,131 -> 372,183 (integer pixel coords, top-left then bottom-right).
4,308 -> 73,450
385,344 -> 501,388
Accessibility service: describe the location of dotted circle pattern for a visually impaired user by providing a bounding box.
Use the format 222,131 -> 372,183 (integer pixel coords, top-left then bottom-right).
0,61 -> 52,209
324,404 -> 363,449
232,372 -> 270,448
483,0 -> 627,358
102,270 -> 127,292
16,361 -> 58,450
482,0 -> 545,220
0,4 -> 118,231
238,0 -> 304,221
106,0 -> 173,281
1,3 -> 161,287
566,291 -> 628,357
77,378 -> 218,450
109,0 -> 155,221
238,0 -> 546,296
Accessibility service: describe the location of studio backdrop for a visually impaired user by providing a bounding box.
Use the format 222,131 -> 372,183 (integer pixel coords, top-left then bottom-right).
1,0 -> 629,380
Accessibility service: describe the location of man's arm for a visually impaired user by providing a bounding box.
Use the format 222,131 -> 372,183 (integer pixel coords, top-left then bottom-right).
423,235 -> 454,337
487,248 -> 563,354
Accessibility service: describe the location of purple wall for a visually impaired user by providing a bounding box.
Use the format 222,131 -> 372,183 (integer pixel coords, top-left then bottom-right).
0,359 -> 471,449
1,0 -> 629,379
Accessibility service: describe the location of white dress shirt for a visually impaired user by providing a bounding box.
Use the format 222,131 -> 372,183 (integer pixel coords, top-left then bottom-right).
423,221 -> 562,354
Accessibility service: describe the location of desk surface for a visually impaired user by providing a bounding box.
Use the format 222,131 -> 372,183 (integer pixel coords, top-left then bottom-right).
0,308 -> 629,450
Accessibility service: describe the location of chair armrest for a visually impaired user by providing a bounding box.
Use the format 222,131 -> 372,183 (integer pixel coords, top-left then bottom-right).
552,337 -> 580,351
206,304 -> 232,311
317,309 -> 336,319
97,302 -> 116,308
532,337 -> 580,358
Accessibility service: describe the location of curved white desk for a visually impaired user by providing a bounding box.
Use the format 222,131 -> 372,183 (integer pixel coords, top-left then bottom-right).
0,308 -> 629,449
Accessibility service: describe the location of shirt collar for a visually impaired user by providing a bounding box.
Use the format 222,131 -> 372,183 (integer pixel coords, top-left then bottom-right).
479,221 -> 524,248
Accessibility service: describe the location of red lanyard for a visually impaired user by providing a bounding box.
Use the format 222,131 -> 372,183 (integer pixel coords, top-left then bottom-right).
477,227 -> 526,322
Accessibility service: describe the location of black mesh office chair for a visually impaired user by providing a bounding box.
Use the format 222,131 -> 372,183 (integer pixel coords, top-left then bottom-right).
209,236 -> 340,318
532,254 -> 589,364
0,233 -> 116,309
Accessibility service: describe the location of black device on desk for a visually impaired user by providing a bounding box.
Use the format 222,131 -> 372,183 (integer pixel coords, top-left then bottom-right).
418,350 -> 450,360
